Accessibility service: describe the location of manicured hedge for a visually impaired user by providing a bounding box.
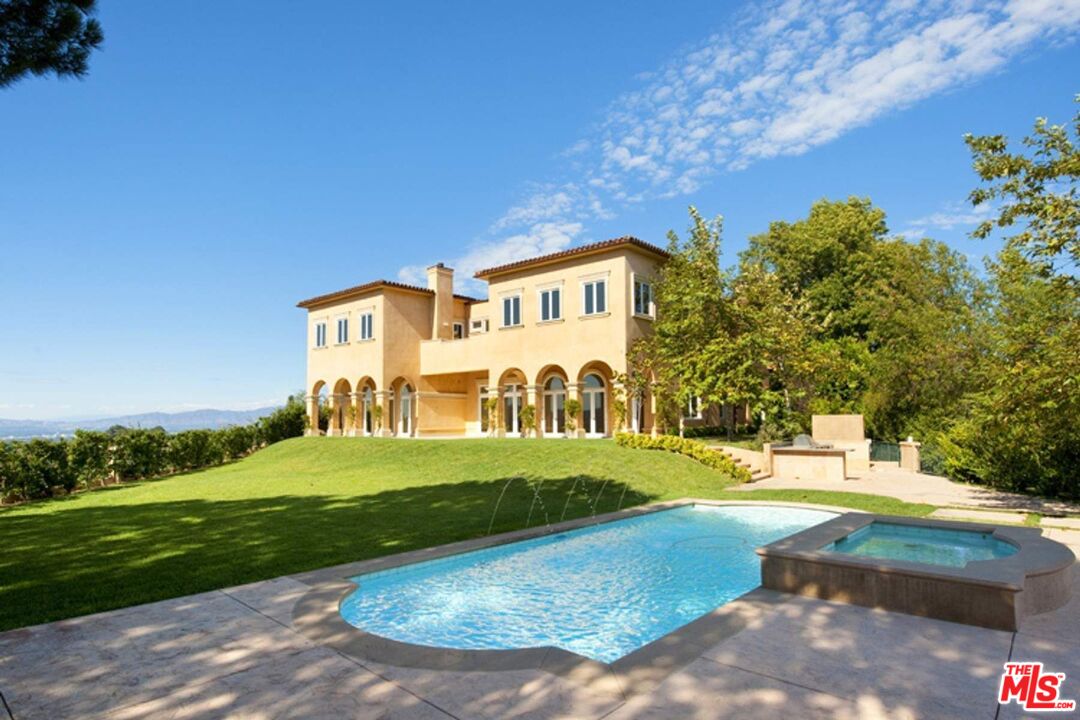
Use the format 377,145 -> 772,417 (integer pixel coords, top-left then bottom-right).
0,398 -> 308,504
615,432 -> 752,483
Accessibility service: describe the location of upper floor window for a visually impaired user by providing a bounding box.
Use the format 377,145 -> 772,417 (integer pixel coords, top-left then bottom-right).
359,311 -> 374,340
539,286 -> 562,322
470,317 -> 489,334
453,322 -> 464,339
502,294 -> 522,327
684,396 -> 702,420
634,278 -> 653,317
336,315 -> 349,344
582,279 -> 607,316
315,321 -> 327,348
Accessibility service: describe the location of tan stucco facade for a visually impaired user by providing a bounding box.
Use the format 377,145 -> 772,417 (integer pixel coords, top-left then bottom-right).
297,238 -> 669,438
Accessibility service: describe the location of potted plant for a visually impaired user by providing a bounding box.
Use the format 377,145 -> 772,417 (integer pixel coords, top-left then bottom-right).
485,397 -> 500,437
372,405 -> 384,435
344,404 -> 357,436
564,398 -> 581,438
519,404 -> 536,438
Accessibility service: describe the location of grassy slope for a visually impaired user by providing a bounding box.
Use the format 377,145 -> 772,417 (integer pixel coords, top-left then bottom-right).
0,438 -> 932,631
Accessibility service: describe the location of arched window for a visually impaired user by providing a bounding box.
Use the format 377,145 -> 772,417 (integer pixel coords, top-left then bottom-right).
503,383 -> 523,435
582,373 -> 606,437
543,376 -> 566,436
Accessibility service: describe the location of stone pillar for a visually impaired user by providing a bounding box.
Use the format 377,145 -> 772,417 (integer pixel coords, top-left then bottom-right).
524,384 -> 539,438
611,381 -> 626,435
900,439 -> 922,473
328,394 -> 346,436
486,386 -> 502,438
570,382 -> 585,438
649,386 -> 659,437
305,395 -> 320,436
375,390 -> 393,437
346,393 -> 361,436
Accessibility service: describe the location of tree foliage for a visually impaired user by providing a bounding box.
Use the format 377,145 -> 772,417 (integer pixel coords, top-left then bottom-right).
965,96 -> 1080,270
0,0 -> 104,88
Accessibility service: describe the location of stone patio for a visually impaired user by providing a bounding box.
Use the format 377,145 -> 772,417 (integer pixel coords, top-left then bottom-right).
1,523 -> 1077,719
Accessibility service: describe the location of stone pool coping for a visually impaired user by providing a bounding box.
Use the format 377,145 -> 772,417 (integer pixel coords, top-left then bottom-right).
291,498 -> 853,697
756,513 -> 1075,631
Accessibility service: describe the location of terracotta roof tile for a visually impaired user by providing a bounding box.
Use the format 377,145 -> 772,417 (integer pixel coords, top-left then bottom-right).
472,236 -> 668,278
296,280 -> 482,309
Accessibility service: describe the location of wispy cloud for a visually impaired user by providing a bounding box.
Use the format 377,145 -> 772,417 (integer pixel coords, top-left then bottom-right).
900,201 -> 998,238
404,0 -> 1080,293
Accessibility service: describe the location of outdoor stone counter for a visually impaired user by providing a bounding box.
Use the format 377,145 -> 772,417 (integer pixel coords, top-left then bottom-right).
756,513 -> 1075,631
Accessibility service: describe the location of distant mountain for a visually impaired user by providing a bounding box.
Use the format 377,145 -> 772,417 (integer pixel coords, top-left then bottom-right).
0,407 -> 280,440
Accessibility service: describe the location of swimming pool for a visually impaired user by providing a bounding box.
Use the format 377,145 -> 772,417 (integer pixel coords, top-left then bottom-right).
339,504 -> 835,663
824,521 -> 1018,567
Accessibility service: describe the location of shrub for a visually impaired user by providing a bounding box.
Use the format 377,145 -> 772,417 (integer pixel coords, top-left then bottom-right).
519,404 -> 536,437
218,425 -> 257,460
0,442 -> 18,502
111,428 -> 169,481
168,429 -> 224,472
69,430 -> 112,489
8,439 -> 75,500
564,398 -> 582,433
615,432 -> 752,483
258,395 -> 308,445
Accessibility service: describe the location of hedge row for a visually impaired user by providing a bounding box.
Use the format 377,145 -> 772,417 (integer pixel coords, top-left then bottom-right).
0,398 -> 308,504
615,432 -> 752,483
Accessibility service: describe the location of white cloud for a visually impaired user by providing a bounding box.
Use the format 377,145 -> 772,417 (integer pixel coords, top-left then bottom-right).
400,0 -> 1080,290
901,201 -> 997,238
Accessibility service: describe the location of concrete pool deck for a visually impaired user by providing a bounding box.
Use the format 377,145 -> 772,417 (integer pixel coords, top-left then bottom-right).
1,504 -> 1078,719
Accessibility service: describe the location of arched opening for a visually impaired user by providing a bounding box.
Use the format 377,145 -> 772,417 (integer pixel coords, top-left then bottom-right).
331,378 -> 352,435
389,376 -> 416,437
542,375 -> 567,436
498,368 -> 527,436
310,380 -> 328,434
357,377 -> 376,436
582,373 -> 606,437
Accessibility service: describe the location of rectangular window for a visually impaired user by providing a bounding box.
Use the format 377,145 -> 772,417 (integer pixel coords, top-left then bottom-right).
355,312 -> 372,340
634,278 -> 653,316
539,287 -> 561,322
470,318 -> 488,334
684,396 -> 702,419
582,279 -> 606,316
336,316 -> 349,344
502,295 -> 521,327
453,322 -> 464,339
315,322 -> 327,348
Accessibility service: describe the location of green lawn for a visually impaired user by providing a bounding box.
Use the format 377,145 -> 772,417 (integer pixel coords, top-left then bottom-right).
0,437 -> 932,631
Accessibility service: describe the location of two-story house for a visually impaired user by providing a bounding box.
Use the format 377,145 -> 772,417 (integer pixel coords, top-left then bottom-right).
297,236 -> 669,438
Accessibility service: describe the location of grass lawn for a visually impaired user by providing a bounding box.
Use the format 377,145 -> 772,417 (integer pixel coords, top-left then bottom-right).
0,437 -> 932,631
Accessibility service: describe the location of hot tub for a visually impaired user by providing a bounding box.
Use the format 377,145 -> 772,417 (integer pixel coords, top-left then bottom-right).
756,513 -> 1074,631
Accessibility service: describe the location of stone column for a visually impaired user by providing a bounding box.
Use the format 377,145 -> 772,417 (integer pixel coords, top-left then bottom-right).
486,386 -> 502,438
328,394 -> 346,436
375,390 -> 393,437
524,384 -> 539,438
900,439 -> 922,473
570,382 -> 585,438
305,394 -> 320,436
347,392 -> 362,437
649,386 -> 659,437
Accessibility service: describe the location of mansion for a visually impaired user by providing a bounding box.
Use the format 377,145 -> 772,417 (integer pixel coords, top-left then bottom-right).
299,236 -> 708,438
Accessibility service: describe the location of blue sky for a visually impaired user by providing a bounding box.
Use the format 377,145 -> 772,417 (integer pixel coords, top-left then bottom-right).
1,0 -> 1078,420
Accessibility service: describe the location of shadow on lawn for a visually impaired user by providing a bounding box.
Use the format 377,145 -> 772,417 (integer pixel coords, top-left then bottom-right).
0,475 -> 653,631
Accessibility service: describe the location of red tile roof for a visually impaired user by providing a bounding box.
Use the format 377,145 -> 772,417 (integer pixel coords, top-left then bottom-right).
296,279 -> 479,309
472,236 -> 668,278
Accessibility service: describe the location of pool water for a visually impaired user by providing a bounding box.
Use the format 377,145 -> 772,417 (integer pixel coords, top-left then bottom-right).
825,521 -> 1018,568
339,505 -> 835,663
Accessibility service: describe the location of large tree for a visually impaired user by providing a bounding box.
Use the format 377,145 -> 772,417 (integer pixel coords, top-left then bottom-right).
965,96 -> 1079,270
0,0 -> 103,88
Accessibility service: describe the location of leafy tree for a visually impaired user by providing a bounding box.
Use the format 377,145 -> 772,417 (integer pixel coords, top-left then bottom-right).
965,97 -> 1079,270
257,394 -> 308,445
640,207 -> 732,435
0,0 -> 104,87
741,197 -> 887,339
939,249 -> 1079,497
68,429 -> 111,488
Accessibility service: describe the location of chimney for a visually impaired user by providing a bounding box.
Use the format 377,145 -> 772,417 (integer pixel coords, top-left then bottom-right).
426,263 -> 454,340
